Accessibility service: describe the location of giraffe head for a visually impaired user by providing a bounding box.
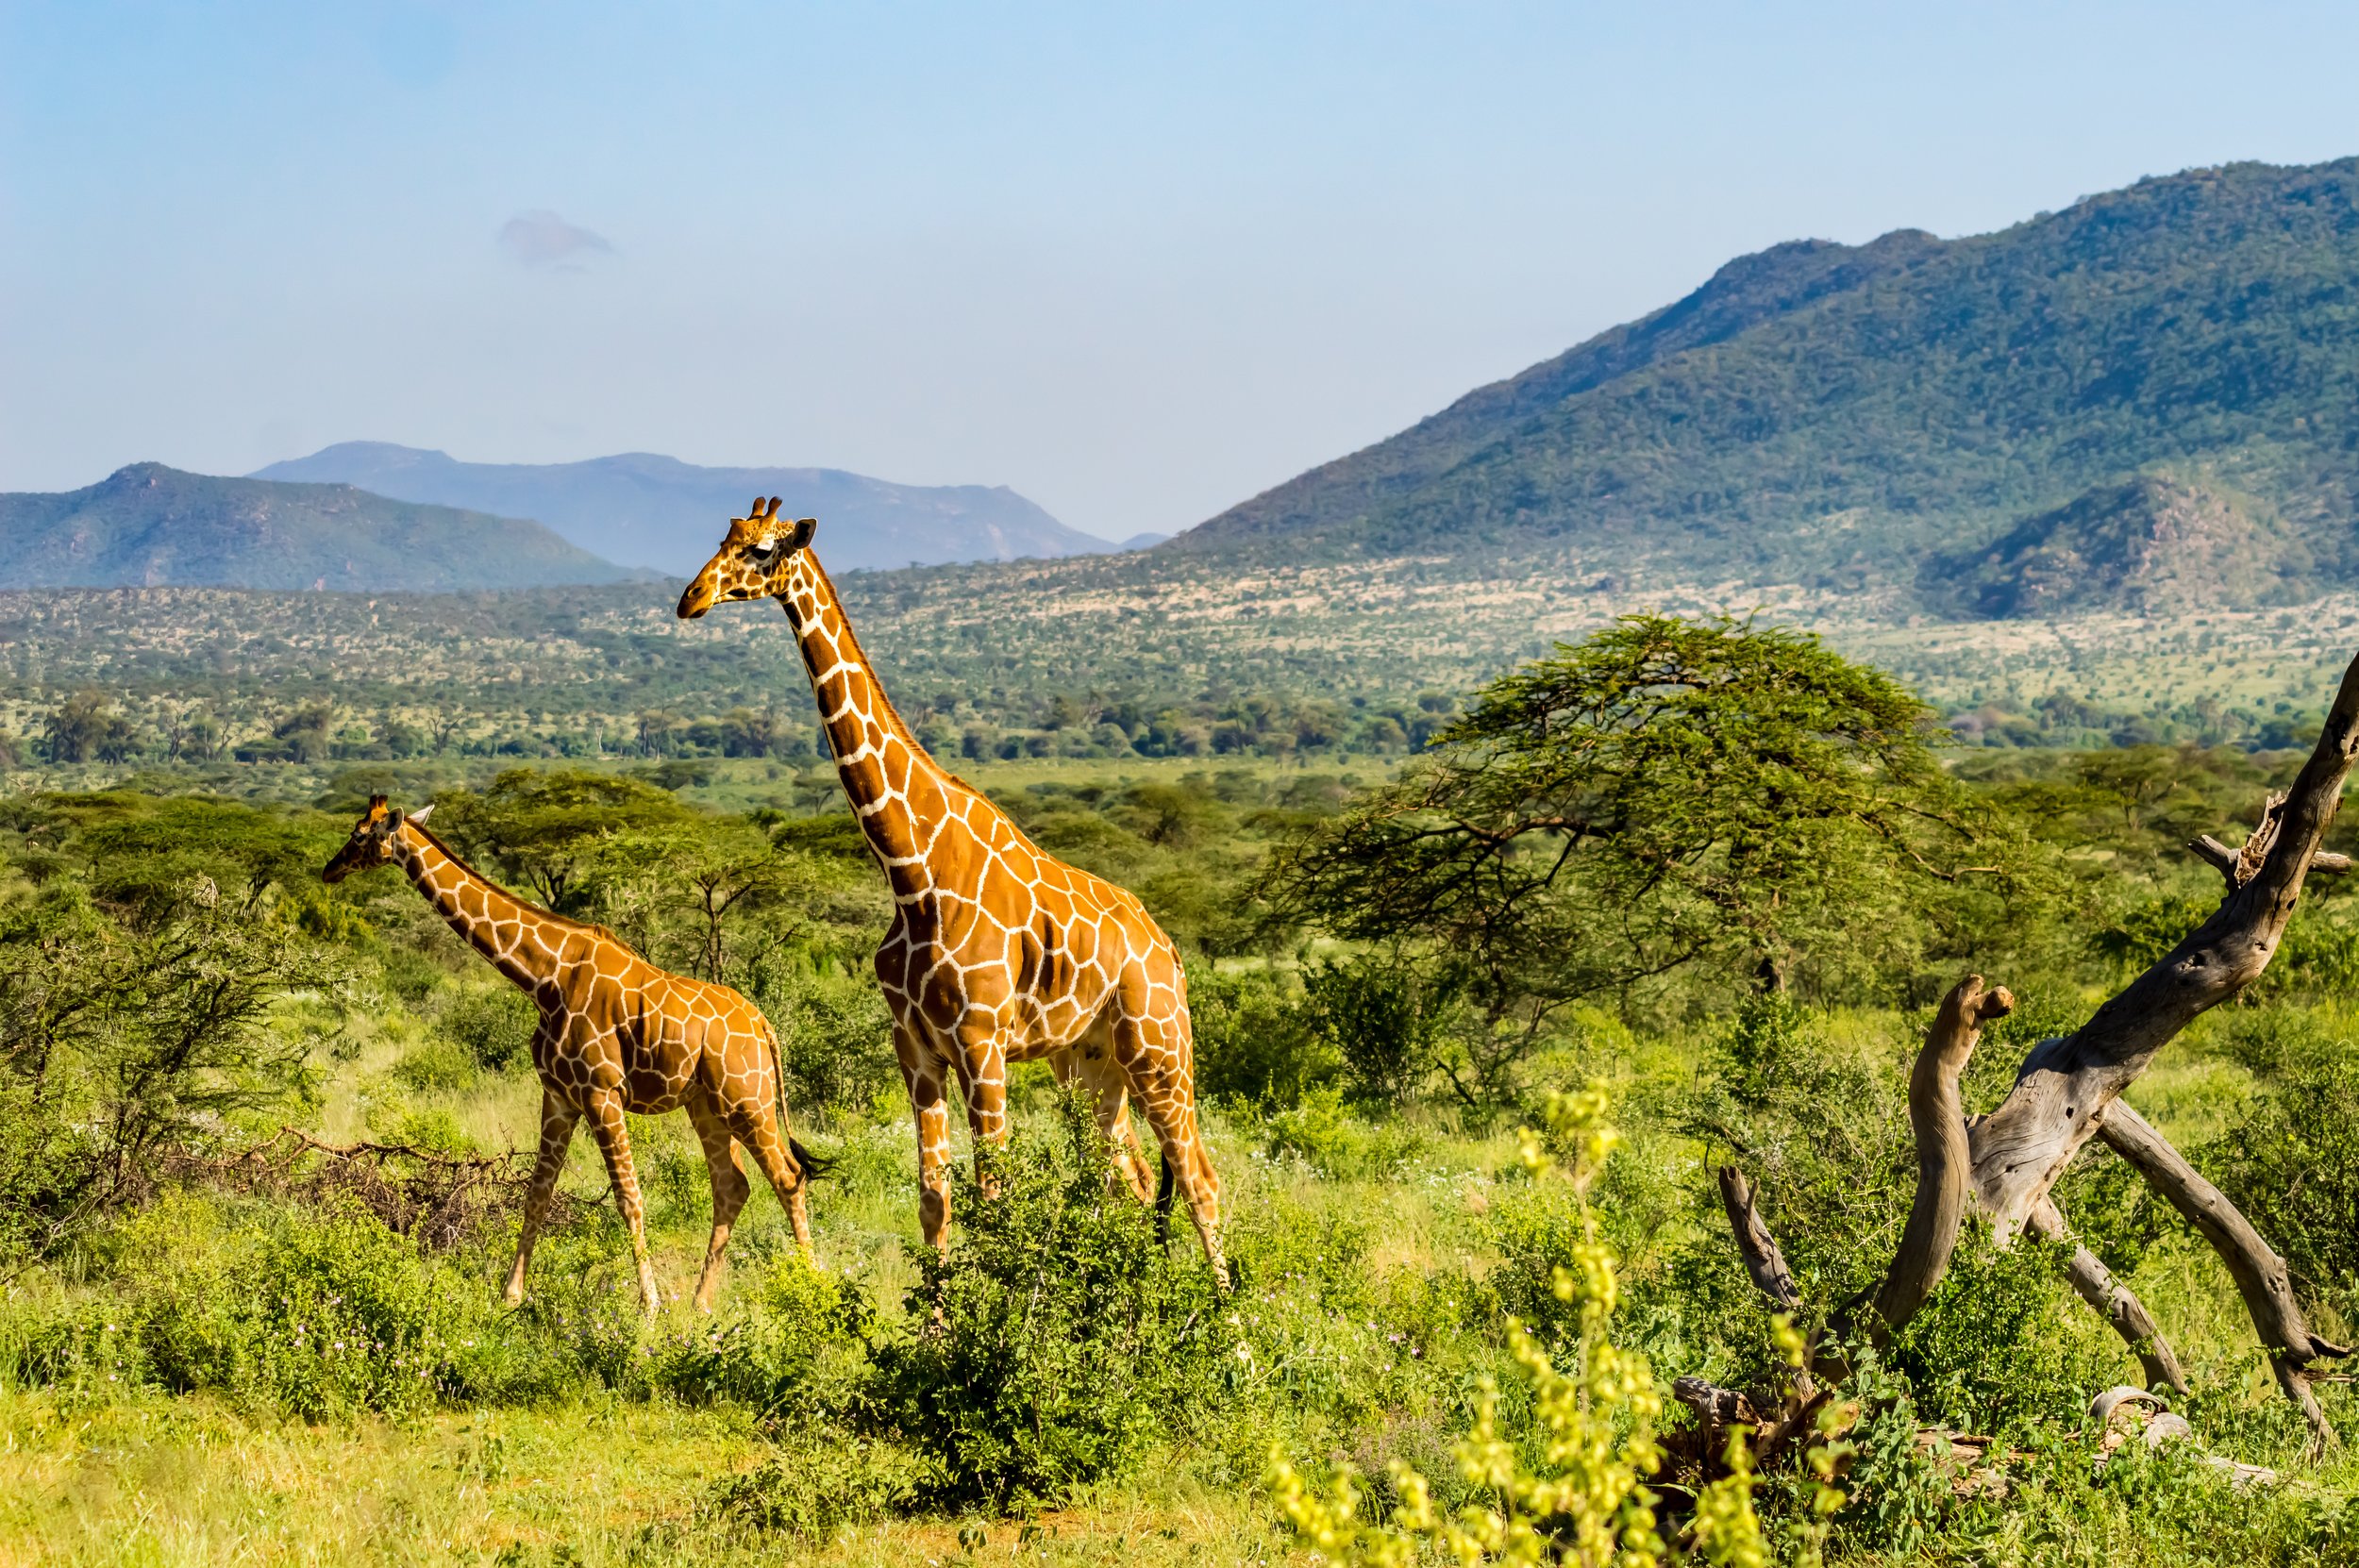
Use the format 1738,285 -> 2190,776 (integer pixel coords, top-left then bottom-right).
322,795 -> 434,883
677,496 -> 819,619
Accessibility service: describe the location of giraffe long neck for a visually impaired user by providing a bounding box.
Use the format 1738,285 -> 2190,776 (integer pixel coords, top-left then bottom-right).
776,553 -> 954,901
393,823 -> 561,991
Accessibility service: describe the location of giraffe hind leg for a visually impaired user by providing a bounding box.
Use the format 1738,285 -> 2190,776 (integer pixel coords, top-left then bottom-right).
895,1026 -> 954,1252
1067,1030 -> 1155,1204
1154,1151 -> 1176,1248
685,1090 -> 752,1312
1114,1012 -> 1228,1288
722,1089 -> 812,1255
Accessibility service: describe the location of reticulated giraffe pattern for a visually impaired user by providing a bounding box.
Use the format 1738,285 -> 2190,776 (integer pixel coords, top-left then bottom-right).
678,499 -> 1226,1281
323,796 -> 818,1313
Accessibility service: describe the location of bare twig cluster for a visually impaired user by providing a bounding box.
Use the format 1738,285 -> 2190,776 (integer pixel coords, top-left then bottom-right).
159,1126 -> 599,1251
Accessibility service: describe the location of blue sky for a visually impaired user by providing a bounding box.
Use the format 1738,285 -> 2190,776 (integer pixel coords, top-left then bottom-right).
6,3 -> 2359,541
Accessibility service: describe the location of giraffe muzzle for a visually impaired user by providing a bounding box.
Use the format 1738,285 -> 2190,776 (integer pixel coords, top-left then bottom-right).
677,581 -> 713,620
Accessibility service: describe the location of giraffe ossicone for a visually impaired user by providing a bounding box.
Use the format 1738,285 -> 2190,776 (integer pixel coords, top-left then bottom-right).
323,793 -> 823,1314
679,497 -> 1228,1284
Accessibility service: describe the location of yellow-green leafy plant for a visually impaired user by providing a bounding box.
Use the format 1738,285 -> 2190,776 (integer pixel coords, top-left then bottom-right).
1267,1086 -> 1775,1566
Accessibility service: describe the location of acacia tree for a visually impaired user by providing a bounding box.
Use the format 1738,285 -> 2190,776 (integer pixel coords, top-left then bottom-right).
431,768 -> 691,913
1267,617 -> 2050,1059
587,817 -> 821,984
42,690 -> 139,765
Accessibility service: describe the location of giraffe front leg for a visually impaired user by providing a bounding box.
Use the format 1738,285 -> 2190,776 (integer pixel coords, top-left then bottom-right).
895,1025 -> 954,1253
584,1093 -> 663,1314
505,1089 -> 579,1308
951,1026 -> 1012,1198
684,1091 -> 751,1313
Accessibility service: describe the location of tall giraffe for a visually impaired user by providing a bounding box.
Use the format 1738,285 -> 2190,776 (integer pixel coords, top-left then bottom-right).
323,795 -> 823,1313
678,498 -> 1225,1281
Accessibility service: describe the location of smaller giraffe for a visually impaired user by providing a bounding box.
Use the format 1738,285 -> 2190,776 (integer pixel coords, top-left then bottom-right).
324,795 -> 823,1314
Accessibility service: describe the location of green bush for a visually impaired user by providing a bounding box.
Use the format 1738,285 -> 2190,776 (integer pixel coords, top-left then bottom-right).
391,1036 -> 479,1093
863,1107 -> 1223,1510
439,985 -> 537,1074
13,1194 -> 477,1420
2096,891 -> 2359,998
2201,1036 -> 2359,1323
1255,1088 -> 1426,1180
648,1249 -> 873,1414
1483,1177 -> 1591,1350
706,1434 -> 935,1539
763,967 -> 897,1116
1302,952 -> 1459,1107
1887,1226 -> 2116,1431
1186,961 -> 1334,1109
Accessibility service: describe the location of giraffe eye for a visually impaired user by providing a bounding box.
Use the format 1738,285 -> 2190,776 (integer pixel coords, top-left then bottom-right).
747,540 -> 781,565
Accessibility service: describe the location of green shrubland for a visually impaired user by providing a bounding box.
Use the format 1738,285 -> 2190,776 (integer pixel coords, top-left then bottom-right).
3,620 -> 2357,1564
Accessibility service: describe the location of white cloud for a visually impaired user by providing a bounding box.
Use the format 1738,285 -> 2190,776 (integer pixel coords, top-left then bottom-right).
498,210 -> 613,269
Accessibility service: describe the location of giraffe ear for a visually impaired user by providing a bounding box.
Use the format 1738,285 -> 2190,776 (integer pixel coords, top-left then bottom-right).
787,516 -> 817,551
410,802 -> 436,826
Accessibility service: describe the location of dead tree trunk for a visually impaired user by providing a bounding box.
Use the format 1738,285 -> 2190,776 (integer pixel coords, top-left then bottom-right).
1966,651 -> 2359,1239
2096,1099 -> 2351,1452
1688,649 -> 2359,1458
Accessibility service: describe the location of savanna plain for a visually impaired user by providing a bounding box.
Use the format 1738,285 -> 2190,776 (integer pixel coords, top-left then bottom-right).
2,599 -> 2357,1568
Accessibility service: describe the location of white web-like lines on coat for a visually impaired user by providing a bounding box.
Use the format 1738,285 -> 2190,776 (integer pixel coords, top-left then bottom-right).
379,822 -> 813,1312
759,548 -> 1226,1282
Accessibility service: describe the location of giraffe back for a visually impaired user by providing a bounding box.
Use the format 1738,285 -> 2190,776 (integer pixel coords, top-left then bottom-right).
877,778 -> 1190,1061
531,930 -> 782,1118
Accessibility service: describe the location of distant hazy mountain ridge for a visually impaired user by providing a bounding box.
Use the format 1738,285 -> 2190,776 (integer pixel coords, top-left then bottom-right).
1179,158 -> 2359,616
0,464 -> 635,592
256,443 -> 1117,575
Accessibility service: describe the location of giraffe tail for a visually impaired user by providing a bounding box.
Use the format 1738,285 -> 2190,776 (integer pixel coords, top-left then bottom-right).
1154,1149 -> 1177,1247
765,1022 -> 834,1182
788,1135 -> 835,1181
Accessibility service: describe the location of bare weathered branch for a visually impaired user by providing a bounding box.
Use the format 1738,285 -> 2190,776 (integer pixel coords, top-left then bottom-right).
1969,648 -> 2359,1238
1717,1164 -> 1803,1316
1671,1376 -> 1760,1468
2026,1195 -> 2188,1394
2188,823 -> 2351,892
2097,1099 -> 2351,1454
2187,833 -> 2243,883
1867,975 -> 2012,1337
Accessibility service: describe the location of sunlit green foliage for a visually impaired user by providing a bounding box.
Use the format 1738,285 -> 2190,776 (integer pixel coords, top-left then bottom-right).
1269,618 -> 2059,1049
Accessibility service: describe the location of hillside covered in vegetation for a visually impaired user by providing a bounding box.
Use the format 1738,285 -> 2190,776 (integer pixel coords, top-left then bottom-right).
1181,158 -> 2359,615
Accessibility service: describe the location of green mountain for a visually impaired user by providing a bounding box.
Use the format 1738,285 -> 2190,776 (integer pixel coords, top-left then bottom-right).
1180,158 -> 2359,604
0,464 -> 639,592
